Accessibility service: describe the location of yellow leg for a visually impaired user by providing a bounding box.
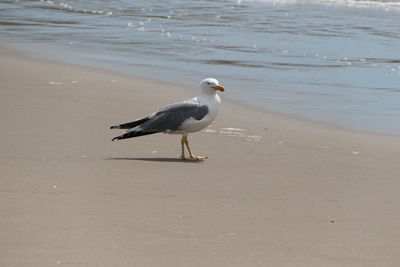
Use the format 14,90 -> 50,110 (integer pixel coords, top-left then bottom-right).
180,136 -> 186,159
180,135 -> 207,161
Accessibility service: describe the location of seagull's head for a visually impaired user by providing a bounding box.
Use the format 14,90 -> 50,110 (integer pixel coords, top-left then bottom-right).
200,78 -> 225,95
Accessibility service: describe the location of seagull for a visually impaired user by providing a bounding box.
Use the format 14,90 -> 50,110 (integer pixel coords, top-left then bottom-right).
110,78 -> 225,160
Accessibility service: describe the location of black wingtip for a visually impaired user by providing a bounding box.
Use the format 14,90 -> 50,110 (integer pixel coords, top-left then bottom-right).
111,136 -> 120,141
110,125 -> 119,129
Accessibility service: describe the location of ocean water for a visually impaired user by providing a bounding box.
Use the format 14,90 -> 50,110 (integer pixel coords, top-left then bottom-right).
1,0 -> 400,134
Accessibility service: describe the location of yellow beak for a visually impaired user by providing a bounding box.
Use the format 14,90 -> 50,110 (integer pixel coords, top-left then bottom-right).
212,85 -> 225,92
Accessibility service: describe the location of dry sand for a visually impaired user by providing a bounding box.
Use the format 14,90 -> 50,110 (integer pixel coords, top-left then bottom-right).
1,47 -> 400,267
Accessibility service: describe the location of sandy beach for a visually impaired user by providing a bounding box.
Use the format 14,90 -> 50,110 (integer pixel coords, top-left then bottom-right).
1,47 -> 400,266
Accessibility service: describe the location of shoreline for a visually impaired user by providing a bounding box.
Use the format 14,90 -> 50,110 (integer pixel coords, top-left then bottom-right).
1,46 -> 400,266
5,43 -> 398,138
5,41 -> 400,137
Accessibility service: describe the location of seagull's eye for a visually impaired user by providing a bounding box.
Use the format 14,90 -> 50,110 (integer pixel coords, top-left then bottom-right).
207,82 -> 211,85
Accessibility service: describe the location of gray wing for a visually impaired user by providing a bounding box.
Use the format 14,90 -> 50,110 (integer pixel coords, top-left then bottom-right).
138,102 -> 209,133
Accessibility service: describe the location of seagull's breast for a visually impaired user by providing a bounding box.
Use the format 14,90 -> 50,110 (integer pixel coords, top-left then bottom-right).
178,95 -> 220,133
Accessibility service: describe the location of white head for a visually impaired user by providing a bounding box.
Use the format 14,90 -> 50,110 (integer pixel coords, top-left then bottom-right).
200,78 -> 225,95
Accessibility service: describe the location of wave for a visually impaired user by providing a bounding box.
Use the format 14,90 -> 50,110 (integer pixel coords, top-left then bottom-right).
37,0 -> 113,16
237,0 -> 400,8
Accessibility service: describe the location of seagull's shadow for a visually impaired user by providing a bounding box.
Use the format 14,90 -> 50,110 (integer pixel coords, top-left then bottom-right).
104,157 -> 204,163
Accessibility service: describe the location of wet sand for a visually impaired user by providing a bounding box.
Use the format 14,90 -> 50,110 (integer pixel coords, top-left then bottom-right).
1,47 -> 400,267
